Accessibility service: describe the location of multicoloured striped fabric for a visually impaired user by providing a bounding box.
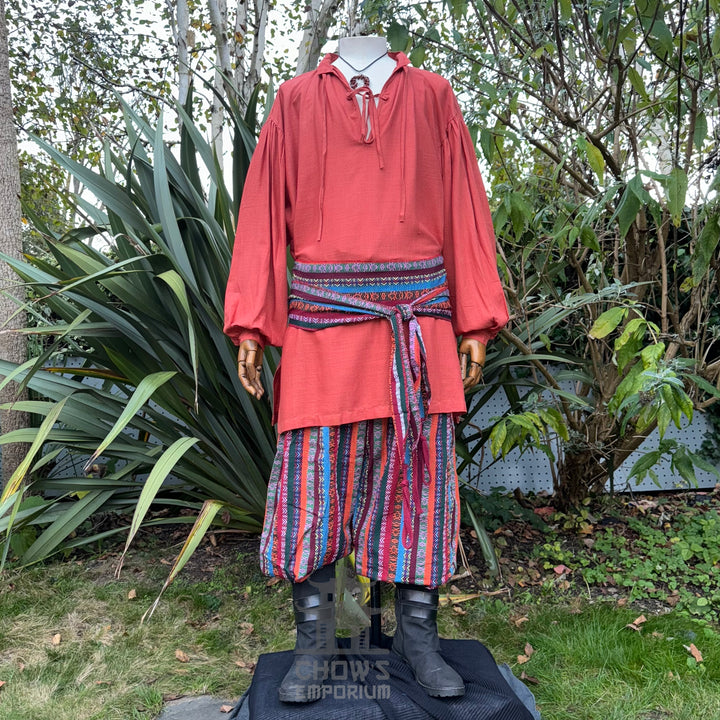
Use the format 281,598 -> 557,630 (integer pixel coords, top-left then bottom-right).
260,414 -> 460,588
288,256 -> 452,549
288,256 -> 452,329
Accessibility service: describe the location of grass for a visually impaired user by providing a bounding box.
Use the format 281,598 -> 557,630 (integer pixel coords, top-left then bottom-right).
1,497 -> 720,719
0,537 -> 292,720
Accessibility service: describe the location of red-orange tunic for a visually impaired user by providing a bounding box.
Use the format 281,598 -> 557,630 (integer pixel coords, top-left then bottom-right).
224,51 -> 509,434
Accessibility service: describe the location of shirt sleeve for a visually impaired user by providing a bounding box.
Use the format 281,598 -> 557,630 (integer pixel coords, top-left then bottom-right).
223,98 -> 288,348
441,96 -> 509,345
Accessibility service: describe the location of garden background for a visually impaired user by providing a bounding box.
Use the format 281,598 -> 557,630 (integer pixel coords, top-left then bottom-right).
1,0 -> 720,717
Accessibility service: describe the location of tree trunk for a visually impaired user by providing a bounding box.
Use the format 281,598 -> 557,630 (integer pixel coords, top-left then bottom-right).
208,0 -> 231,157
0,0 -> 29,487
176,0 -> 191,107
555,413 -> 663,509
295,0 -> 343,76
555,449 -> 607,508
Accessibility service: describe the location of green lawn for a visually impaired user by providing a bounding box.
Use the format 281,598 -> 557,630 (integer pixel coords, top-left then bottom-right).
1,502 -> 719,719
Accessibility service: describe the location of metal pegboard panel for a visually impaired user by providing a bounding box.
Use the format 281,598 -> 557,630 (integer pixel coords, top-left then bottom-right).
458,387 -> 719,495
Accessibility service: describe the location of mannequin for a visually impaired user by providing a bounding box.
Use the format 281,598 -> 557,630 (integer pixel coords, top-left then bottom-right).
333,35 -> 397,94
227,32 -> 506,704
235,36 -> 486,400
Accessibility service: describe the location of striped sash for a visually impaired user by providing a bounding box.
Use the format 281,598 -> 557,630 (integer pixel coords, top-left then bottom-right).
288,256 -> 453,549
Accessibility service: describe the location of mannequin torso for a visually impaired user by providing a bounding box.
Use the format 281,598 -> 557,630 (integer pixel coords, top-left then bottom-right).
332,35 -> 397,96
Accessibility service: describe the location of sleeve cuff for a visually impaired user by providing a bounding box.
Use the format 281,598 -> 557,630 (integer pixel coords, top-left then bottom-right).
461,329 -> 496,345
232,330 -> 265,349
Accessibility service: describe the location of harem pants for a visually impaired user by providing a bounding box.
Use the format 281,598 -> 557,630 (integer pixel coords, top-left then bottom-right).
259,413 -> 460,588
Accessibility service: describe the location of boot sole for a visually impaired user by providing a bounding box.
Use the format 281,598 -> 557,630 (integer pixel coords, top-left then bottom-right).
420,680 -> 466,698
278,688 -> 323,703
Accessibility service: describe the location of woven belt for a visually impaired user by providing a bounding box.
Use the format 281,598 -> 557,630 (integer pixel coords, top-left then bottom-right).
288,256 -> 452,549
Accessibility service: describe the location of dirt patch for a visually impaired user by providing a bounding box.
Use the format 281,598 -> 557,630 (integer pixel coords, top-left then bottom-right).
72,488 -> 720,620
80,522 -> 262,586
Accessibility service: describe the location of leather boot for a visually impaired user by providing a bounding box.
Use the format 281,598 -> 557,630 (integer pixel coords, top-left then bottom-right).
278,563 -> 336,703
392,583 -> 465,697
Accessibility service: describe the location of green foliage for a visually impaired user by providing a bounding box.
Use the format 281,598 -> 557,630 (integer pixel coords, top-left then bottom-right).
0,88 -> 274,567
459,485 -> 545,532
533,500 -> 720,622
627,439 -> 720,488
489,404 -> 569,462
364,0 -> 720,504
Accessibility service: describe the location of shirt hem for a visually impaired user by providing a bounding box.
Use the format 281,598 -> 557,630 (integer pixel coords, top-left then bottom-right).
277,399 -> 468,435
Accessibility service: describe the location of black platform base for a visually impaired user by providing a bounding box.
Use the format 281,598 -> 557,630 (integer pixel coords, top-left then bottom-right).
229,636 -> 539,719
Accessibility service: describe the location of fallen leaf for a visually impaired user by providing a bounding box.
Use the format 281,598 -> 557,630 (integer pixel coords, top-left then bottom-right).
127,588 -> 137,600
220,704 -> 234,713
209,533 -> 217,547
175,649 -> 190,663
439,593 -> 481,606
625,614 -> 647,632
651,631 -> 664,639
513,616 -> 529,628
517,654 -> 530,665
684,643 -> 703,663
520,670 -> 539,685
617,598 -> 627,607
235,660 -> 247,668
553,564 -> 571,575
0,681 -> 5,690
666,593 -> 680,607
452,606 -> 466,615
524,643 -> 535,657
628,499 -> 657,513
51,634 -> 61,646
240,622 -> 254,635
450,584 -> 461,594
265,577 -> 281,587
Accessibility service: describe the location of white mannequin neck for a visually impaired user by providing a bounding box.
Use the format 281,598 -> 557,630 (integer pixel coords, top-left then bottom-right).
333,35 -> 397,95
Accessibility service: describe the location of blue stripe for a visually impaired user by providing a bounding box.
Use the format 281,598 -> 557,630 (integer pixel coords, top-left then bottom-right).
265,536 -> 274,574
322,279 -> 444,293
293,302 -> 377,316
320,427 -> 331,561
395,460 -> 410,582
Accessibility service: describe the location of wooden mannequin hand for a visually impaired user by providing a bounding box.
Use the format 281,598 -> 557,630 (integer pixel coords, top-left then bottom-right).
237,340 -> 265,399
458,338 -> 486,391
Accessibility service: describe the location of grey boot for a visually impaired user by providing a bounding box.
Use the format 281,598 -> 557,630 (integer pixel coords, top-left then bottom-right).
392,584 -> 465,697
278,563 -> 336,703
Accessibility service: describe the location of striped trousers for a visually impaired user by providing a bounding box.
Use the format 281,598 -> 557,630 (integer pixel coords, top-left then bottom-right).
259,413 -> 460,588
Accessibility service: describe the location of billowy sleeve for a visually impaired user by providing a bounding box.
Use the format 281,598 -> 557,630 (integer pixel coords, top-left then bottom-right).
441,97 -> 509,345
223,100 -> 288,348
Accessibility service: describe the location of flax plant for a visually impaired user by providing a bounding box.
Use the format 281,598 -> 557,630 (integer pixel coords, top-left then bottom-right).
0,86 -> 277,584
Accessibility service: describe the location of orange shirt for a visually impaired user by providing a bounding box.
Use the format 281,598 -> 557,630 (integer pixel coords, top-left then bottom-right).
224,51 -> 509,433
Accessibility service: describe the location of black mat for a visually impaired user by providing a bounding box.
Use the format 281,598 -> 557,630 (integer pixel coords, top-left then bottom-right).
229,636 -> 539,719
